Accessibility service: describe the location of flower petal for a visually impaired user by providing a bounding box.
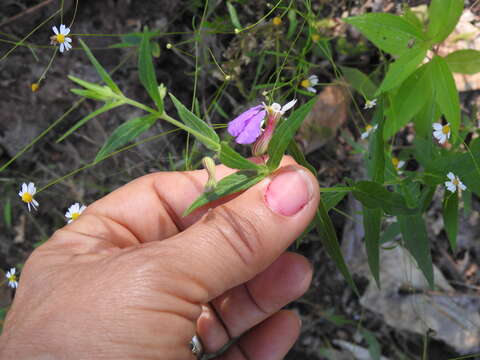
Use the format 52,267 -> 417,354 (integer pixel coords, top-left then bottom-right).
307,87 -> 317,93
63,26 -> 71,35
281,99 -> 297,113
52,26 -> 59,35
60,24 -> 66,33
447,172 -> 455,180
235,110 -> 266,144
65,37 -> 72,43
227,105 -> 263,137
59,43 -> 65,53
432,123 -> 443,131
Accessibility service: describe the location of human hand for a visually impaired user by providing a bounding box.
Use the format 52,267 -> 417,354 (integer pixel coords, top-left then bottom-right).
0,157 -> 320,359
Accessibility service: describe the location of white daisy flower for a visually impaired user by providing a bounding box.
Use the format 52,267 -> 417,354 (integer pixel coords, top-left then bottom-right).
301,75 -> 319,93
432,122 -> 451,144
392,157 -> 405,170
445,172 -> 466,193
51,24 -> 72,53
18,182 -> 39,212
65,203 -> 87,223
360,124 -> 378,139
364,98 -> 377,109
5,267 -> 18,289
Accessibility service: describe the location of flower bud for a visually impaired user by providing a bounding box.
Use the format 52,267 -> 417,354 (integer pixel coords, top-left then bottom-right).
202,157 -> 217,192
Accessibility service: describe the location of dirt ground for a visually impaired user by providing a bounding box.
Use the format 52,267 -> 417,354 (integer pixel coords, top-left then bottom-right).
1,1 -> 479,359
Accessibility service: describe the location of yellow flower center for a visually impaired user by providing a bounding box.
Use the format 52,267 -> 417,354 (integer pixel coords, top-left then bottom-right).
71,212 -> 80,220
56,34 -> 65,43
312,34 -> 321,42
301,79 -> 311,88
31,83 -> 40,92
442,125 -> 450,135
8,273 -> 16,282
365,125 -> 373,132
21,192 -> 33,203
392,157 -> 399,167
453,178 -> 459,186
272,17 -> 282,26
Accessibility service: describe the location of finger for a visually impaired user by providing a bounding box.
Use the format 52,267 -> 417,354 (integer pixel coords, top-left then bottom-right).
145,164 -> 319,302
197,252 -> 312,353
64,157 -> 297,247
215,310 -> 301,360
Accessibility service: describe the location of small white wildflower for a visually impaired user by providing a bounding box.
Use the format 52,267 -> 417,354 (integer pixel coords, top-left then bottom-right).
445,172 -> 466,193
65,203 -> 87,223
51,24 -> 72,53
360,124 -> 378,139
392,157 -> 405,170
432,122 -> 451,144
5,268 -> 18,289
18,182 -> 39,212
364,98 -> 377,109
301,75 -> 319,93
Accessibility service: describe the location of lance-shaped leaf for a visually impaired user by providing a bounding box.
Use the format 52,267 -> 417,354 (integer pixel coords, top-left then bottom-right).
443,191 -> 459,251
57,101 -> 124,143
376,45 -> 428,94
343,13 -> 426,56
353,181 -> 415,215
286,140 -> 357,294
139,29 -> 163,113
226,2 -> 242,29
429,56 -> 460,137
267,97 -> 317,170
95,114 -> 157,161
219,142 -> 262,171
398,214 -> 434,288
426,0 -> 463,44
78,38 -> 122,95
445,50 -> 480,75
169,93 -> 220,151
183,171 -> 265,216
340,66 -> 377,98
363,207 -> 382,287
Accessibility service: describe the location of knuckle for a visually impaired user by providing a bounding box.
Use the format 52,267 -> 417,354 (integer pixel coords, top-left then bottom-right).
205,205 -> 264,268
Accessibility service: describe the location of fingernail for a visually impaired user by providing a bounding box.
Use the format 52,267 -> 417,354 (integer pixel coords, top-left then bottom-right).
265,167 -> 313,216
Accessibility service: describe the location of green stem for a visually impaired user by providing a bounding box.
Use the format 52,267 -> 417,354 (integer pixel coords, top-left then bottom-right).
122,97 -> 220,151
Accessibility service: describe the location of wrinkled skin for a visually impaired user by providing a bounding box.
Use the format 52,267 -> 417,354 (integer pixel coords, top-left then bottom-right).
0,157 -> 319,360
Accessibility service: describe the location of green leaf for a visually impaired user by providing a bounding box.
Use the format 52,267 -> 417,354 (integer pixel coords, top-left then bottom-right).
427,0 -> 463,44
402,6 -> 424,31
139,29 -> 163,113
413,78 -> 440,139
3,198 -> 11,229
219,142 -> 262,171
444,49 -> 480,75
78,39 -> 122,95
429,56 -> 461,137
377,46 -> 428,94
322,191 -> 348,211
368,101 -> 385,183
398,214 -> 434,288
287,9 -> 298,39
315,205 -> 359,295
361,329 -> 381,360
267,98 -> 317,170
169,93 -> 220,151
340,66 -> 377,98
343,13 -> 427,56
380,221 -> 400,244
385,64 -> 431,138
363,207 -> 382,287
226,2 -> 242,29
57,101 -> 124,143
443,191 -> 458,251
95,114 -> 157,161
68,75 -> 115,100
352,181 -> 415,215
285,139 -> 357,294
183,171 -> 265,216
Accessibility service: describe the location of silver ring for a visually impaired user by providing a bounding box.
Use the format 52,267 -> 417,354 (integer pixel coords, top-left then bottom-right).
190,334 -> 203,359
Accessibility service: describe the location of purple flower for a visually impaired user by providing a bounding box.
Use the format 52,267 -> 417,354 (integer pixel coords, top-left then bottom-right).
227,105 -> 267,144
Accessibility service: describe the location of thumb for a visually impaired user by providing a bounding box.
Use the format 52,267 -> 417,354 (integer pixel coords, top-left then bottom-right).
162,164 -> 320,302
